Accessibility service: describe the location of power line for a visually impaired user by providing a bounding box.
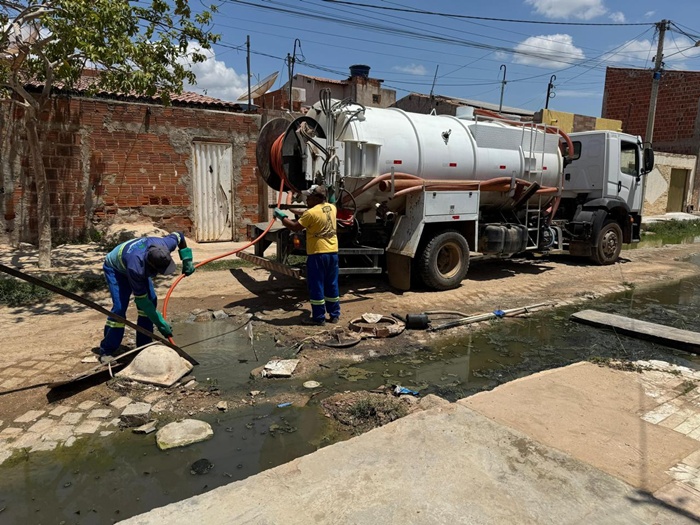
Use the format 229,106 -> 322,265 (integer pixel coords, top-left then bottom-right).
320,0 -> 654,26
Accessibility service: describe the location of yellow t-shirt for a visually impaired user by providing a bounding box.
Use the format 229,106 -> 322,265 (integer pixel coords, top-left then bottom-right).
298,203 -> 338,255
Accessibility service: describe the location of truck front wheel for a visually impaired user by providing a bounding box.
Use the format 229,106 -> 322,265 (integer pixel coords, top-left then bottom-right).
418,230 -> 470,290
591,220 -> 622,265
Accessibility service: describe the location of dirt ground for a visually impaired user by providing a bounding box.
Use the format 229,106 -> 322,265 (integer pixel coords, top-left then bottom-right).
2,240 -> 700,424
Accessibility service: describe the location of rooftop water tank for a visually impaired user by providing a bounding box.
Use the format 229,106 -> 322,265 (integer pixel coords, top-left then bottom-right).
349,64 -> 371,78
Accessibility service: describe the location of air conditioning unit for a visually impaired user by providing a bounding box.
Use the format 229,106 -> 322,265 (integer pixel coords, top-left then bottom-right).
291,87 -> 306,102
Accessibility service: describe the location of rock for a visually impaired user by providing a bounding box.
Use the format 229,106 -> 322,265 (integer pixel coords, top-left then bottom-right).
116,345 -> 193,387
120,402 -> 152,428
212,310 -> 229,320
190,458 -> 214,475
110,396 -> 133,409
249,390 -> 262,397
261,359 -> 300,378
185,380 -> 198,390
190,308 -> 208,316
87,408 -> 112,419
417,394 -> 451,411
133,420 -> 158,434
194,311 -> 213,322
81,356 -> 99,364
156,419 -> 214,450
14,410 -> 45,423
223,306 -> 247,316
216,401 -> 228,412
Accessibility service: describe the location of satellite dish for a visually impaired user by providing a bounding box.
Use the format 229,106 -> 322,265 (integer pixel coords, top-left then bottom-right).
237,71 -> 279,101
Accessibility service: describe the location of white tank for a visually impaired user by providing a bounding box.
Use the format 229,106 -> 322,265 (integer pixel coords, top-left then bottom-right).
305,103 -> 563,211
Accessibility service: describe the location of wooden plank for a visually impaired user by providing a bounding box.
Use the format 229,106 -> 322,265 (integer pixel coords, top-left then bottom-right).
570,309 -> 700,354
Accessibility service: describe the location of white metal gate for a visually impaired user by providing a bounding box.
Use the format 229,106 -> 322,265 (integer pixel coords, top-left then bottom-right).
192,142 -> 233,242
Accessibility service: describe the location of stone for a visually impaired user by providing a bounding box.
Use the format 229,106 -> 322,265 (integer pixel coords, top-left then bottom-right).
0,446 -> 12,466
144,392 -> 166,404
14,410 -> 44,423
32,440 -> 58,452
28,418 -> 55,434
110,396 -> 133,410
185,380 -> 198,390
88,408 -> 112,419
152,400 -> 172,413
120,402 -> 152,428
0,427 -> 21,438
61,412 -> 82,425
216,401 -> 228,412
43,425 -> 74,442
64,436 -> 77,447
418,394 -> 452,411
100,431 -> 114,437
133,420 -> 158,434
49,406 -> 72,417
77,401 -> 97,411
213,310 -> 229,320
81,356 -> 99,364
156,419 -> 214,450
104,418 -> 121,428
74,420 -> 101,435
261,359 -> 300,378
116,345 -> 193,387
194,311 -> 213,322
10,432 -> 42,450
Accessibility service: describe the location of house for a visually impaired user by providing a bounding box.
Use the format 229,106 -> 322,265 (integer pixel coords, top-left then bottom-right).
602,66 -> 700,214
257,65 -> 396,111
0,72 -> 266,245
393,92 -> 534,120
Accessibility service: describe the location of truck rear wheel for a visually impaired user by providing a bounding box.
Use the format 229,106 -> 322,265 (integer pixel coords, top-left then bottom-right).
591,220 -> 622,265
418,230 -> 470,290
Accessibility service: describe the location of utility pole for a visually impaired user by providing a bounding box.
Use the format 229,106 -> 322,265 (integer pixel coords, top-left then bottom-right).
498,64 -> 507,113
246,35 -> 251,111
287,38 -> 301,112
545,74 -> 556,110
645,20 -> 670,145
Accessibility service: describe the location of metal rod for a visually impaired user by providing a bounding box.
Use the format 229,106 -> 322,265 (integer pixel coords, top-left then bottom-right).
0,263 -> 198,365
498,64 -> 507,113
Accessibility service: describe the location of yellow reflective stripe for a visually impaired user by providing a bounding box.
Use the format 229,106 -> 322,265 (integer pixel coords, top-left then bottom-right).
134,294 -> 148,299
137,310 -> 147,317
173,232 -> 182,245
114,242 -> 129,272
324,296 -> 339,302
309,299 -> 325,305
106,320 -> 125,328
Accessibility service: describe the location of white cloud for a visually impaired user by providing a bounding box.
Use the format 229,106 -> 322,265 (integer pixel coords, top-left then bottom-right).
179,44 -> 249,101
644,11 -> 656,18
392,64 -> 428,75
609,11 -> 625,23
525,0 -> 607,20
603,39 -> 654,64
602,37 -> 700,68
513,34 -> 585,67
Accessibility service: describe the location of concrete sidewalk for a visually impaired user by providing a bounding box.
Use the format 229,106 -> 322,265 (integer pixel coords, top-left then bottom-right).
123,362 -> 700,524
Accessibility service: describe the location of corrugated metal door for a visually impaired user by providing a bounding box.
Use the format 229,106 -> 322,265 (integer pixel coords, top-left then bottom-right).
192,142 -> 233,242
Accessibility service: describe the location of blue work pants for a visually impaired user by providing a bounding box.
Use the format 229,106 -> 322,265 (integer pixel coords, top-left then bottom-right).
306,253 -> 340,322
100,263 -> 157,354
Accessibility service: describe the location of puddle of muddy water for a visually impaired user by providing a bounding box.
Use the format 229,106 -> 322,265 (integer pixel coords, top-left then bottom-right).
4,274 -> 700,523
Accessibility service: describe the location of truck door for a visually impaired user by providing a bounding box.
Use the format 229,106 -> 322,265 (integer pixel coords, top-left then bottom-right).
617,138 -> 643,212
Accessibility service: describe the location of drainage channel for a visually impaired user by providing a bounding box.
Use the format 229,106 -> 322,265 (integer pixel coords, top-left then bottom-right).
2,275 -> 700,523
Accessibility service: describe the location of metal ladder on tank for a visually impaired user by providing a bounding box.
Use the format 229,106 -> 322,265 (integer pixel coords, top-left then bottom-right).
519,122 -> 552,251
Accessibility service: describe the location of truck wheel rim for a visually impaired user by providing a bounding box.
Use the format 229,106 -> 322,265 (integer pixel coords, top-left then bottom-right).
602,230 -> 619,258
437,242 -> 461,278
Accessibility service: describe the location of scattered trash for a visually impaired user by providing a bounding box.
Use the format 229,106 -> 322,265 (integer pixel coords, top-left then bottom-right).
361,312 -> 383,324
277,402 -> 292,408
303,380 -> 321,389
261,359 -> 299,378
393,385 -> 420,397
132,420 -> 158,435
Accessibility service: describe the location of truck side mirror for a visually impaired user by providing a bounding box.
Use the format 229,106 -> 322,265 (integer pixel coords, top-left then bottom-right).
642,148 -> 654,174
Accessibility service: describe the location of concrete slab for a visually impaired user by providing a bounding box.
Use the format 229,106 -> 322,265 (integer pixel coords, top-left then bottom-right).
461,362 -> 699,492
123,402 -> 694,525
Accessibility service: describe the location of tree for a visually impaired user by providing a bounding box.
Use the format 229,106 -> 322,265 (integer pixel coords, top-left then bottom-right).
0,0 -> 218,267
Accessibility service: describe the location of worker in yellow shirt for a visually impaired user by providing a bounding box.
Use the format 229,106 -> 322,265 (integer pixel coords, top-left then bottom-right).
274,184 -> 340,326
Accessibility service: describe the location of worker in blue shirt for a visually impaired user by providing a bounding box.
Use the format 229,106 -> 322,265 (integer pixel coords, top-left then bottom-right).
99,232 -> 195,362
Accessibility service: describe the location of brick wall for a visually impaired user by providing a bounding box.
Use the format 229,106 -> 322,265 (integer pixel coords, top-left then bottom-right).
0,96 -> 261,244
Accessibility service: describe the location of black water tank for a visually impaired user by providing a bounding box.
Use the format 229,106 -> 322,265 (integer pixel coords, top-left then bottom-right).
349,64 -> 371,78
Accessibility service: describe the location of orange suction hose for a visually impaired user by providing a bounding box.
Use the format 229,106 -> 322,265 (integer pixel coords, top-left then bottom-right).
161,180 -> 286,347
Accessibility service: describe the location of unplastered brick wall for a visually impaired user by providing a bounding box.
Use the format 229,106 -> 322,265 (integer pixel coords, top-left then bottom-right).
1,96 -> 260,243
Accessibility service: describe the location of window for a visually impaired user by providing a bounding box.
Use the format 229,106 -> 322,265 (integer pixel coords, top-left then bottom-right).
372,94 -> 380,104
620,142 -> 638,175
564,141 -> 582,160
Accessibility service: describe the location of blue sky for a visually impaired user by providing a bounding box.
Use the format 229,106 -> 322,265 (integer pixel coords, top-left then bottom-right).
183,0 -> 700,117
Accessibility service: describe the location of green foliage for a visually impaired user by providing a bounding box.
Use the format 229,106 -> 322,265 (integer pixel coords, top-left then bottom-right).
0,0 -> 220,104
643,219 -> 700,238
0,273 -> 104,307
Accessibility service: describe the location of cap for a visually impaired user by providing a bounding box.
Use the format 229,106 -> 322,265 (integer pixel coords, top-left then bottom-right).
301,184 -> 327,198
147,245 -> 177,275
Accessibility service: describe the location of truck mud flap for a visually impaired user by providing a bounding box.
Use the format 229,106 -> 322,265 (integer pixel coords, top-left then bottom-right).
236,252 -> 303,280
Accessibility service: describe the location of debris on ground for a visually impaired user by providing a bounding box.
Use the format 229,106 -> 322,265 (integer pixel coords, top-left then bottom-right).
190,458 -> 214,475
337,366 -> 375,382
216,401 -> 228,412
116,345 -> 193,387
133,420 -> 158,434
156,419 -> 214,450
321,391 -> 412,434
260,359 -> 299,378
303,381 -> 321,389
120,402 -> 152,428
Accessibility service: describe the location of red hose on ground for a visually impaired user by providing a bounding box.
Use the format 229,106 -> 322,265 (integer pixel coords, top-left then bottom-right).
161,179 -> 286,347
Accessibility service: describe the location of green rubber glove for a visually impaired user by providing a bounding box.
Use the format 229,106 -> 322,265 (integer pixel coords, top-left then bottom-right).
135,296 -> 173,337
178,247 -> 195,276
273,208 -> 286,220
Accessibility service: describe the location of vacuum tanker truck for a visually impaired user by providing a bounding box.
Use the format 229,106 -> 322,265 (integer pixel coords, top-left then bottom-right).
241,90 -> 654,291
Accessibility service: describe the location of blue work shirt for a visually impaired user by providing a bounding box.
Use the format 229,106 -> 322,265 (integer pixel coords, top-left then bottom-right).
105,232 -> 182,297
